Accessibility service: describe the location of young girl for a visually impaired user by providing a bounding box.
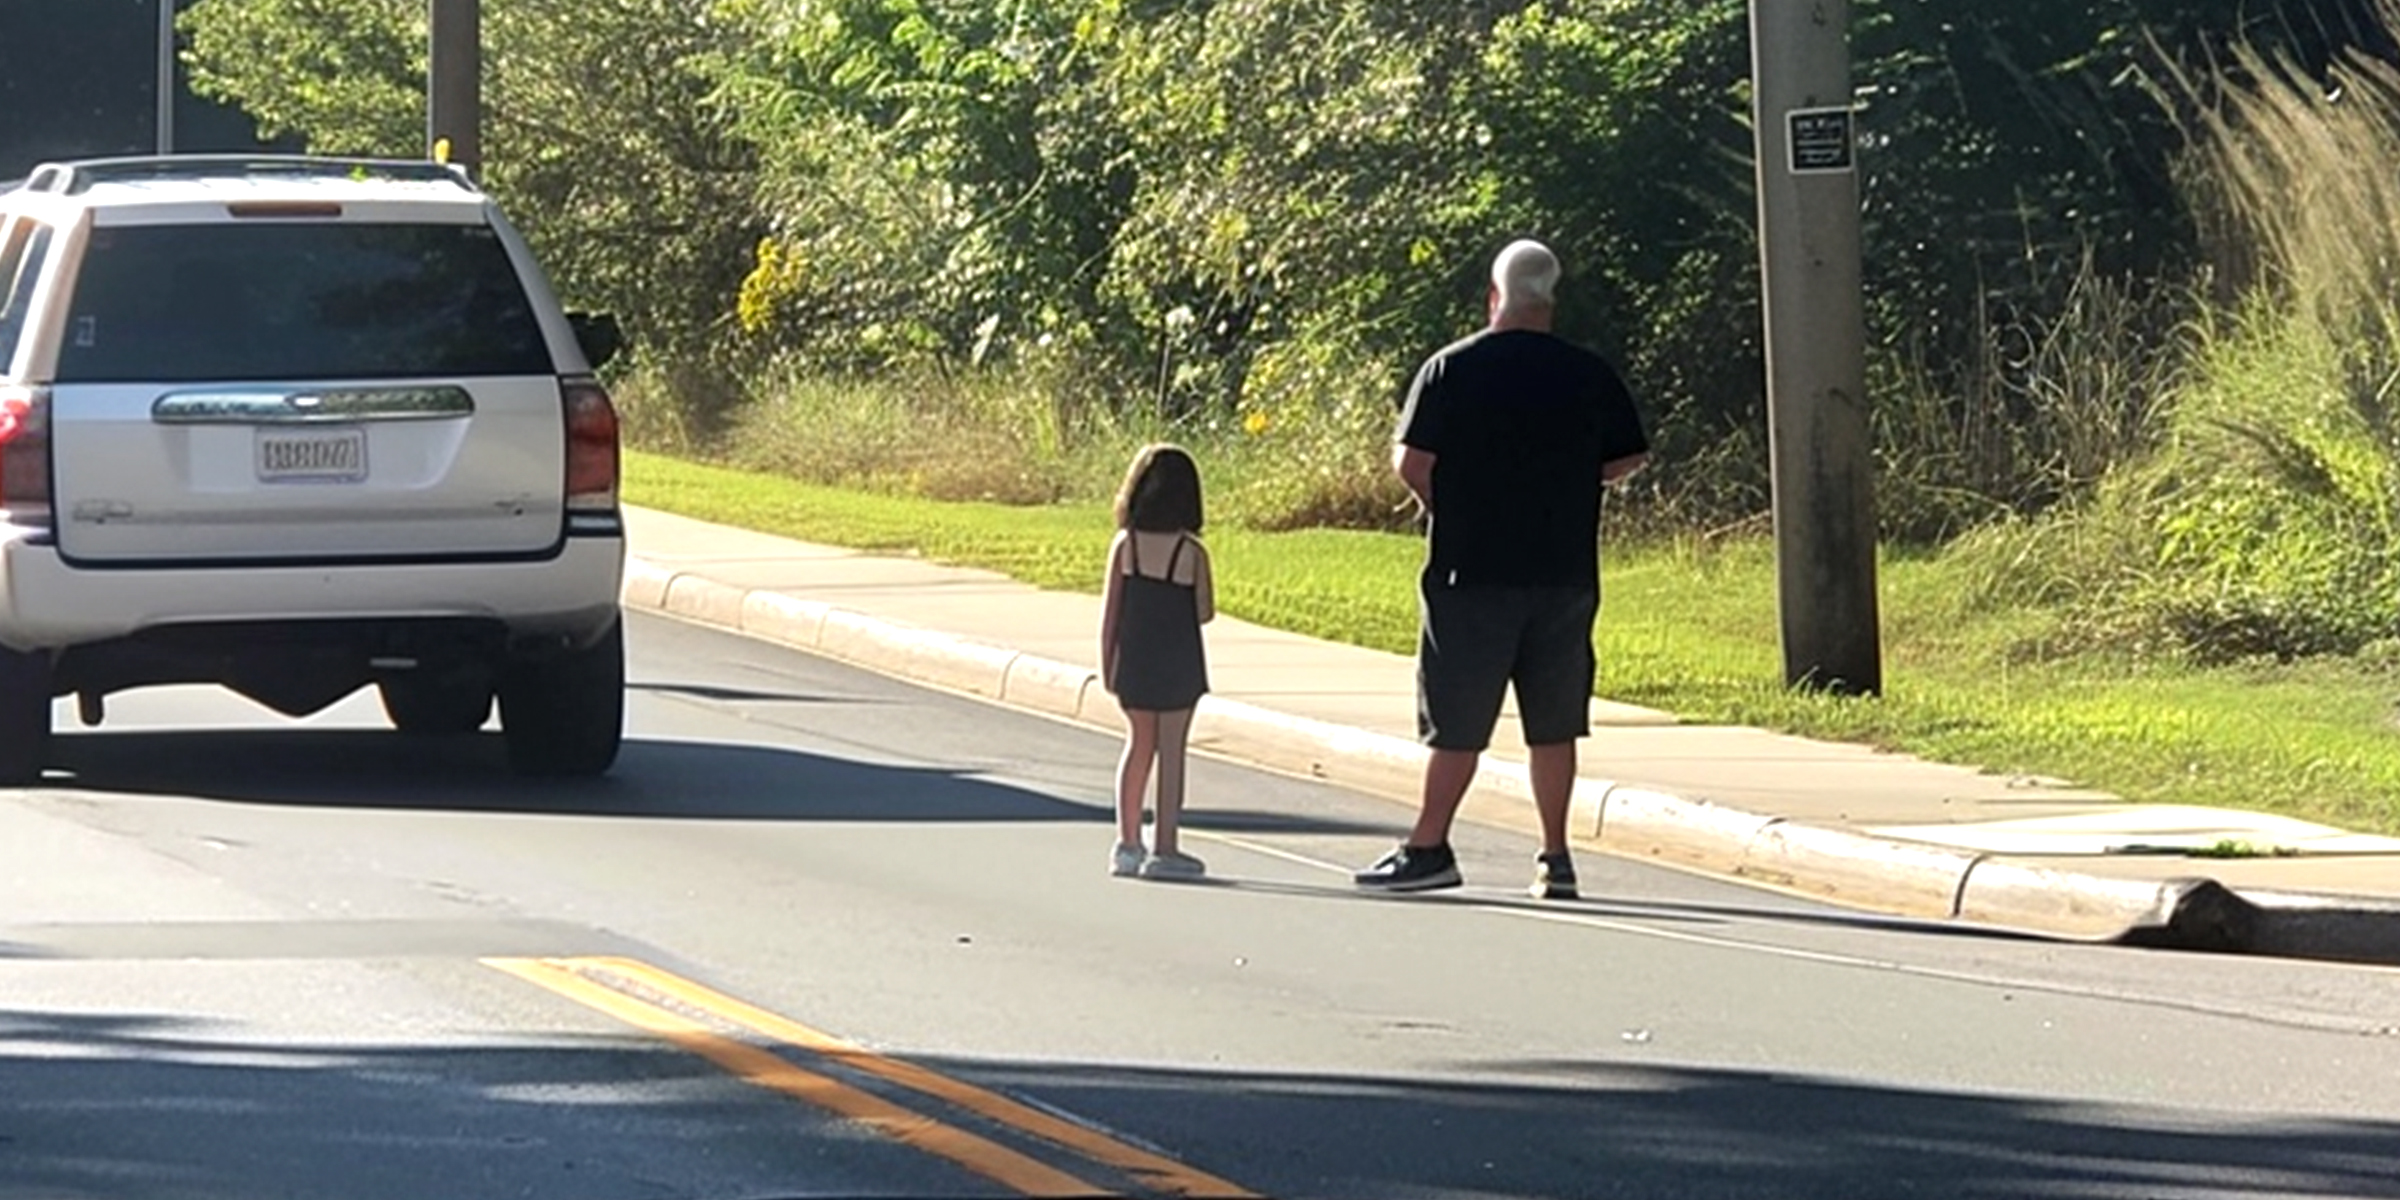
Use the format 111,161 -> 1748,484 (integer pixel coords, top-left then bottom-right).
1099,443 -> 1215,880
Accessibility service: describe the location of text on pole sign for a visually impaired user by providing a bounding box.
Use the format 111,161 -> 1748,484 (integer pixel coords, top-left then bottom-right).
1787,107 -> 1856,174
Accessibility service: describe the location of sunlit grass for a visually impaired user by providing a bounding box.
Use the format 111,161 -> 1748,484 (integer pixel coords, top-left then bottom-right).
628,452 -> 2400,835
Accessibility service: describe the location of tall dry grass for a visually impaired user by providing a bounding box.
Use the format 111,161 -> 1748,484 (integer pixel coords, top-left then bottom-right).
1872,251 -> 2190,544
620,333 -> 1424,533
1953,20 -> 2400,662
2177,29 -> 2400,429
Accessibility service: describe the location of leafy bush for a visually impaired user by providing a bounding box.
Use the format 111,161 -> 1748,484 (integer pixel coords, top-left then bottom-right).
1211,337 -> 1417,533
182,0 -> 2400,557
186,0 -> 767,420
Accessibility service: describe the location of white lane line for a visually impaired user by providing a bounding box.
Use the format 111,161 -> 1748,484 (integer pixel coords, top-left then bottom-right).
1189,828 -> 1915,971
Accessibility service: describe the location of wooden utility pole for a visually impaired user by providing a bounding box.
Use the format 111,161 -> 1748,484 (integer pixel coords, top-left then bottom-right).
1750,0 -> 1882,695
427,0 -> 481,175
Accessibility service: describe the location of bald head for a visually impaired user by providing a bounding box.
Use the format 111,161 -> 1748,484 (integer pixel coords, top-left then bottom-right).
1489,239 -> 1560,329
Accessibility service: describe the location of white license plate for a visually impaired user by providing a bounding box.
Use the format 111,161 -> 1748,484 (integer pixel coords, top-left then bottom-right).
257,428 -> 367,482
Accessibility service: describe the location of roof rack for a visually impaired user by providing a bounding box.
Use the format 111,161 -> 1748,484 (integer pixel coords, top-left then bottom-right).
20,155 -> 476,196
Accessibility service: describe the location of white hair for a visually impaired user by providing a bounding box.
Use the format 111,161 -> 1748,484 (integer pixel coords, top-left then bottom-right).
1491,239 -> 1560,307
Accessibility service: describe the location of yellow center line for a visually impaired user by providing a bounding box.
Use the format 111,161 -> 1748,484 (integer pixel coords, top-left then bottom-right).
555,956 -> 1263,1200
485,957 -> 1115,1199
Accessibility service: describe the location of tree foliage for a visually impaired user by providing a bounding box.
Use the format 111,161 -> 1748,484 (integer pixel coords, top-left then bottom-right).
187,0 -> 760,413
181,0 -> 2400,531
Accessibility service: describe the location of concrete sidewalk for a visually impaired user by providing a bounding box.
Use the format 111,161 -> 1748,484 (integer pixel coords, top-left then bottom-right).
619,506 -> 2400,964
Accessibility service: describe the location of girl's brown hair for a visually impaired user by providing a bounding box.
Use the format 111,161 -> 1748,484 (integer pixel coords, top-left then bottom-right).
1113,443 -> 1205,533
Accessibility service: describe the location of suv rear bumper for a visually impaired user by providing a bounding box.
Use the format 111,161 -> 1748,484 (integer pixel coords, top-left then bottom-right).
0,529 -> 624,651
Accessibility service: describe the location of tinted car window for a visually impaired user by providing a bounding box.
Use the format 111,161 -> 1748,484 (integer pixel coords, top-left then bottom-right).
0,220 -> 52,372
57,222 -> 551,383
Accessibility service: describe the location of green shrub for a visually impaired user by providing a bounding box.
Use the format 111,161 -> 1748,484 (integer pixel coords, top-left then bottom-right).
2129,312 -> 2400,659
1210,338 -> 1416,533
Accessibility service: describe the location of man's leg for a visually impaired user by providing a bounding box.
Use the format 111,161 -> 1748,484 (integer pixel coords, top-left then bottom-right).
1358,582 -> 1509,891
1526,740 -> 1576,856
1408,747 -> 1482,848
1515,588 -> 1598,899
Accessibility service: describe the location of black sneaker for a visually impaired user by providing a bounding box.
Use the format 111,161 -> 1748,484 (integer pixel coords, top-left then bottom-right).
1355,843 -> 1462,892
1530,852 -> 1579,900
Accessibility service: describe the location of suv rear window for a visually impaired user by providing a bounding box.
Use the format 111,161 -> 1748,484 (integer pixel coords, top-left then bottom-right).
57,222 -> 552,383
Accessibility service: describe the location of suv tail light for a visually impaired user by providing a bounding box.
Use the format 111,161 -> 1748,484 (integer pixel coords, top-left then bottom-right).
0,385 -> 51,519
563,377 -> 620,513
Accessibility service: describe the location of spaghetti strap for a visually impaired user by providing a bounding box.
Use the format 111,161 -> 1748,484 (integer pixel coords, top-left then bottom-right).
1163,535 -> 1187,583
1125,532 -> 1142,578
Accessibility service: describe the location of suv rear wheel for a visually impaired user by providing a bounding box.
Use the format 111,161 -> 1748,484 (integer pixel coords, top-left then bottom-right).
499,621 -> 624,777
0,646 -> 52,785
378,674 -> 493,735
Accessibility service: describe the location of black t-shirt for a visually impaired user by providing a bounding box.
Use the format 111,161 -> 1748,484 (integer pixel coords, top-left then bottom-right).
1395,329 -> 1649,588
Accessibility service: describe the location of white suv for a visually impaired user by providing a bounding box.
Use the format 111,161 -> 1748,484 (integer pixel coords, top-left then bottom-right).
0,155 -> 627,782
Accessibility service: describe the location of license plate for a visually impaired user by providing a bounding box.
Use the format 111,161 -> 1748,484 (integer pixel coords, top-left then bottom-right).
257,428 -> 367,482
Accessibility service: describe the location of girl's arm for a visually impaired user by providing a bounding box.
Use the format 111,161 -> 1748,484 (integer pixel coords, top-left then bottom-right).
1098,532 -> 1129,689
1192,538 -> 1216,625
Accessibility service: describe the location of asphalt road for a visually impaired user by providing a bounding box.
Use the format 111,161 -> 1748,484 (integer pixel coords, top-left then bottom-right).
3,611 -> 2397,1200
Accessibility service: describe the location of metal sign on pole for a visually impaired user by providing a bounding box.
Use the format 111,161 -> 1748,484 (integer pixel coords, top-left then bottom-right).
155,0 -> 176,154
1749,0 -> 1883,695
427,0 -> 482,176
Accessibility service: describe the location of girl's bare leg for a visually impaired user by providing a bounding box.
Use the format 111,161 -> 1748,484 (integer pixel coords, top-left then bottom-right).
1115,709 -> 1159,848
1150,707 -> 1195,855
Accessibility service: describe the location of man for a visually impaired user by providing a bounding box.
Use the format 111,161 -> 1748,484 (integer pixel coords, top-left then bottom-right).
1356,239 -> 1650,899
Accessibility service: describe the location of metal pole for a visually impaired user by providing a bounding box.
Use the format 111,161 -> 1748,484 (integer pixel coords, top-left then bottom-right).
1750,0 -> 1882,695
427,0 -> 482,175
155,0 -> 176,154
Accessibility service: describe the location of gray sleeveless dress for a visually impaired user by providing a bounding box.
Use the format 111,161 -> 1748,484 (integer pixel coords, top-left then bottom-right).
1108,535 -> 1209,711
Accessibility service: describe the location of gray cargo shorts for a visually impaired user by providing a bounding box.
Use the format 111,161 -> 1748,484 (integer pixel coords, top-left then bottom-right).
1415,577 -> 1597,752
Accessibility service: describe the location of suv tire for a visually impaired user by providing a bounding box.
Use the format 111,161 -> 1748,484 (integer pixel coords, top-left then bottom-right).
499,620 -> 624,777
0,645 -> 52,785
379,675 -> 494,736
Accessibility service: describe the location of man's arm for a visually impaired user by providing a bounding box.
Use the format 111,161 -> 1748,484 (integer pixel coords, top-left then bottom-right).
1393,354 -> 1442,512
1394,443 -> 1436,508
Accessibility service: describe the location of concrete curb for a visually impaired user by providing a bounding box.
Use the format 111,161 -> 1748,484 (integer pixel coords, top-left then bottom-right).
2228,890 -> 2400,966
621,558 -> 2391,963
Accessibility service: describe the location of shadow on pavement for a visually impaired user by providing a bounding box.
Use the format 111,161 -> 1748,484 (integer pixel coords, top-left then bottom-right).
0,1007 -> 980,1200
1183,808 -> 1397,837
47,728 -> 1092,824
1582,894 -> 2061,944
3,1004 -> 2395,1200
629,680 -> 851,706
1177,873 -> 2062,946
40,728 -> 1388,837
969,1054 -> 2400,1200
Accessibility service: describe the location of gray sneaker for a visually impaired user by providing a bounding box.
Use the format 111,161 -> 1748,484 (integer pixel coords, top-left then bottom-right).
1530,851 -> 1579,900
1110,842 -> 1145,878
1140,850 -> 1207,880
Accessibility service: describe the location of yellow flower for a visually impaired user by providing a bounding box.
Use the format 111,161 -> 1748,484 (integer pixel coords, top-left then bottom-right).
736,237 -> 808,335
1243,409 -> 1271,436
